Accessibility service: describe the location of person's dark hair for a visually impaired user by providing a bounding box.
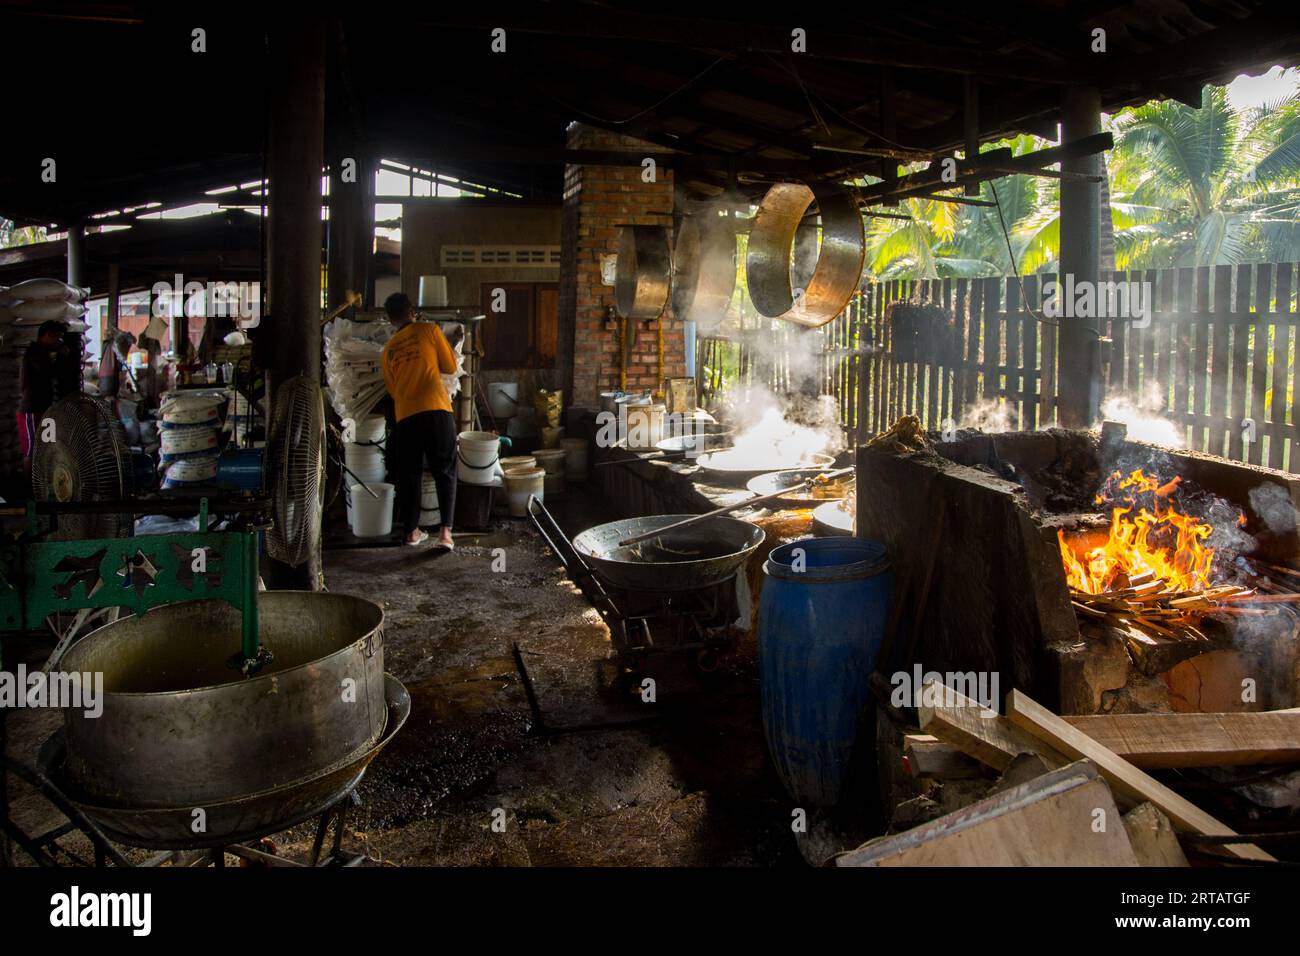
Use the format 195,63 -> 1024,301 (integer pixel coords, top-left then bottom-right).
37,320 -> 68,340
384,292 -> 413,323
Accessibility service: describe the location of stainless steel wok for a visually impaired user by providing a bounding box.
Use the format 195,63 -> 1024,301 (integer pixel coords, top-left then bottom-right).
530,497 -> 763,593
654,431 -> 734,455
746,467 -> 854,509
694,451 -> 836,487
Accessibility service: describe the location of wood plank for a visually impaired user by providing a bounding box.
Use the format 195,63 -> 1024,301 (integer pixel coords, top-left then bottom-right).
1268,266 -> 1288,469
1022,274 -> 1039,431
1123,802 -> 1190,867
1210,265 -> 1231,458
1251,264 -> 1271,466
982,277 -> 1000,410
967,276 -> 984,408
1280,263 -> 1297,472
1193,266 -> 1210,452
1005,690 -> 1275,862
1174,268 -> 1193,446
916,681 -> 1067,772
1229,264 -> 1252,461
902,735 -> 987,779
1109,269 -> 1127,389
1038,275 -> 1056,426
953,277 -> 970,421
837,760 -> 1139,867
1005,276 -> 1021,429
1141,268 -> 1158,409
1123,269 -> 1140,393
1064,710 -> 1300,768
1155,270 -> 1176,428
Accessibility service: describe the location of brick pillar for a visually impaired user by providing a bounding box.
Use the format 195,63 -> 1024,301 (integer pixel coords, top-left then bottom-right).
559,124 -> 686,410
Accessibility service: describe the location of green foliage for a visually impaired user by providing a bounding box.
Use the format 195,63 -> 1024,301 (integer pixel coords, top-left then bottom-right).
862,85 -> 1300,279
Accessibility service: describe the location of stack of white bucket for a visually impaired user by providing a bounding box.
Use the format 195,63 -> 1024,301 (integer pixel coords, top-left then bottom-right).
344,415 -> 395,537
158,391 -> 225,489
0,279 -> 89,482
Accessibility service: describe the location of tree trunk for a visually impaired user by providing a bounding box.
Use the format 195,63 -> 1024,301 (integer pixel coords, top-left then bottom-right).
1099,156 -> 1116,272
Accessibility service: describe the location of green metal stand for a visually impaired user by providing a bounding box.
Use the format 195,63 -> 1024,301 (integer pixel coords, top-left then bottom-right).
0,496 -> 269,673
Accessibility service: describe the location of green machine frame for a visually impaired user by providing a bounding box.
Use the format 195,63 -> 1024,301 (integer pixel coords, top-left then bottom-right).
0,496 -> 270,673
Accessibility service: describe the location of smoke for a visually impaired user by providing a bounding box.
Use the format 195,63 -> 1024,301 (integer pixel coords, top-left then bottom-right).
959,398 -> 1012,432
1100,386 -> 1184,448
1248,483 -> 1299,537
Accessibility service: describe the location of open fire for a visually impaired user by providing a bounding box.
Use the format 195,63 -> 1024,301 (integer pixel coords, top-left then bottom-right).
1059,469 -> 1221,595
1058,469 -> 1267,645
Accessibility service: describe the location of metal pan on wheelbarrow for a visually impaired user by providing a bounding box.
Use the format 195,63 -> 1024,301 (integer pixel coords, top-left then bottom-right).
528,496 -> 763,594
746,467 -> 855,510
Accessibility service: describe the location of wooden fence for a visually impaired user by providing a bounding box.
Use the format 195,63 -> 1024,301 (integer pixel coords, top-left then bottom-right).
700,262 -> 1300,470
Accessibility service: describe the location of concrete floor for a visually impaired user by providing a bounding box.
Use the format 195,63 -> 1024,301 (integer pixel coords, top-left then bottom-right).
2,486 -> 800,867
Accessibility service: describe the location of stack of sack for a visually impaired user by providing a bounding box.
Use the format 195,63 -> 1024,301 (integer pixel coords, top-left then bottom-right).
158,390 -> 225,489
323,315 -> 466,423
0,279 -> 89,480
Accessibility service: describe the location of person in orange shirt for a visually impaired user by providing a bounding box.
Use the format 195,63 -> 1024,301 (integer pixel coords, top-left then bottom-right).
381,292 -> 458,549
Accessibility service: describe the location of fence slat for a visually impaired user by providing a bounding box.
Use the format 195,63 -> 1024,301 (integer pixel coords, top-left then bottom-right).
1210,265 -> 1231,458
1230,265 -> 1252,461
1252,264 -> 1272,466
1022,275 -> 1040,432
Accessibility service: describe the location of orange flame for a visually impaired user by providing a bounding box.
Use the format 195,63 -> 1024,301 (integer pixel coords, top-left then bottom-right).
1059,469 -> 1216,594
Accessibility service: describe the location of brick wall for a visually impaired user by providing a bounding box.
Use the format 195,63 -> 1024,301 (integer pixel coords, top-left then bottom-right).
560,124 -> 686,409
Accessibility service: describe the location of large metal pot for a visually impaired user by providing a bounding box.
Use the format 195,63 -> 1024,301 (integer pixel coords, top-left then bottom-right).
695,450 -> 836,487
615,225 -> 672,319
672,211 -> 735,332
745,183 -> 864,328
59,592 -> 387,809
41,674 -> 410,850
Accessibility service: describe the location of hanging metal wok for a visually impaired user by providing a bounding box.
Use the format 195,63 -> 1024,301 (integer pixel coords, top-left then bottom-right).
615,225 -> 672,319
571,513 -> 765,592
745,183 -> 865,328
672,211 -> 736,333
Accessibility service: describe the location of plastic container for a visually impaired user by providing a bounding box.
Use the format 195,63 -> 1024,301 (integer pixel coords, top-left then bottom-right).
758,538 -> 893,806
458,431 -> 502,467
348,482 -> 395,537
353,415 -> 386,443
532,448 -> 566,475
560,438 -> 588,480
504,466 -> 545,518
539,425 -> 564,449
500,455 -> 537,472
488,382 -> 519,420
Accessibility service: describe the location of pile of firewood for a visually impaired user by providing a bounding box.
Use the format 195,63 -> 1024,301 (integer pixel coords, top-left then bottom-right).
1069,574 -> 1275,645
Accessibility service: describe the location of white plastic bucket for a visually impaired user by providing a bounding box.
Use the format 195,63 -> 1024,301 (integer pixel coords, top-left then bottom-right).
533,448 -> 566,475
504,466 -> 545,518
500,455 -> 536,472
488,382 -> 519,420
354,415 -> 386,443
349,482 -> 395,537
459,431 -> 501,466
560,438 -> 588,480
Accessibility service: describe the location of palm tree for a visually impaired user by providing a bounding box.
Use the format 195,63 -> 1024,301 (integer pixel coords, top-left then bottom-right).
1108,87 -> 1300,267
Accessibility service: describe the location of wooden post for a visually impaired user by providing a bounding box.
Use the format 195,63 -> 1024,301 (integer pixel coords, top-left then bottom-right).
265,21 -> 326,591
66,222 -> 85,288
1057,86 -> 1103,428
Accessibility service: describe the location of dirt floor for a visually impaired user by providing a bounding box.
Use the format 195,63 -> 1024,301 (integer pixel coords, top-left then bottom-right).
1,486 -> 802,867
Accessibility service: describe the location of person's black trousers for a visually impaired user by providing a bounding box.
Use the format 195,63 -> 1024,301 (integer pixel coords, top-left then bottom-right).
394,409 -> 457,533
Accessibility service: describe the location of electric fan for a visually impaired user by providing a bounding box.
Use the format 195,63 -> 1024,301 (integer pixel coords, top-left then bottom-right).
265,375 -> 326,566
31,394 -> 134,540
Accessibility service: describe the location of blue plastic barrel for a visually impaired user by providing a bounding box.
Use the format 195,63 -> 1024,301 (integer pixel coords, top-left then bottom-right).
758,537 -> 894,806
